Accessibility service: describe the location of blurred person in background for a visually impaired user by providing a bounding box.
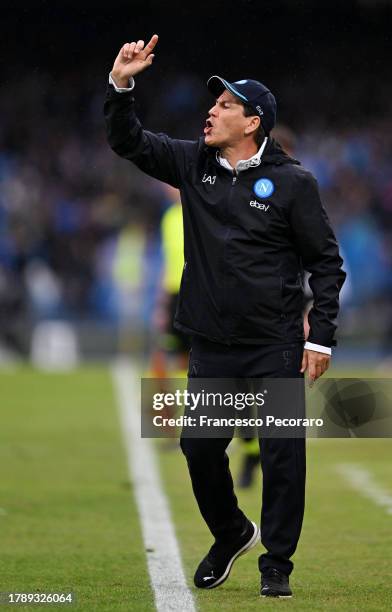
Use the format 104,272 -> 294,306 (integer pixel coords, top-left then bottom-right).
0,266 -> 28,359
147,184 -> 190,440
150,183 -> 190,378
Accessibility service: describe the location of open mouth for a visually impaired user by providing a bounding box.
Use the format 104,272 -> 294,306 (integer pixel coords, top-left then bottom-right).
204,118 -> 213,135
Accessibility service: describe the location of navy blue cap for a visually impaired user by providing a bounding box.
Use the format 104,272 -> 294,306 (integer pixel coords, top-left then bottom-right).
207,75 -> 277,134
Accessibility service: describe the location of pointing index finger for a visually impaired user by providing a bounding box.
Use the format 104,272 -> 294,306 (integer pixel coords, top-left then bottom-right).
144,34 -> 159,54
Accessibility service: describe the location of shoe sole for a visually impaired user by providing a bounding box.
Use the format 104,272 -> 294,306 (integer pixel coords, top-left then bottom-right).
204,521 -> 260,589
261,594 -> 293,598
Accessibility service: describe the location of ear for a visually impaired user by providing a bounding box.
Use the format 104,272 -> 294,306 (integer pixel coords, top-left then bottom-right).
244,115 -> 260,136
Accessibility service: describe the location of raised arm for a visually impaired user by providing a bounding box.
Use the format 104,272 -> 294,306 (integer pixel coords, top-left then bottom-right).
104,35 -> 197,188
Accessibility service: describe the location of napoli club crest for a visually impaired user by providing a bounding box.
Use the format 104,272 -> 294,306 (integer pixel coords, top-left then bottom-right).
253,178 -> 275,199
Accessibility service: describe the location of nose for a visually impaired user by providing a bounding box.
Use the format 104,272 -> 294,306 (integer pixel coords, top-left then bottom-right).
208,103 -> 217,116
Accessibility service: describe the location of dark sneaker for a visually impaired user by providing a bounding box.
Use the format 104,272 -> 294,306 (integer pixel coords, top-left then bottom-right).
260,568 -> 292,598
194,520 -> 259,589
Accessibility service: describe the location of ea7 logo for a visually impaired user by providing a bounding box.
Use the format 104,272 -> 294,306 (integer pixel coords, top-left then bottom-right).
202,174 -> 216,185
250,200 -> 270,212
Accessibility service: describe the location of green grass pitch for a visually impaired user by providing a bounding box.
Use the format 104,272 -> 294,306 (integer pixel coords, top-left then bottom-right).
0,366 -> 391,610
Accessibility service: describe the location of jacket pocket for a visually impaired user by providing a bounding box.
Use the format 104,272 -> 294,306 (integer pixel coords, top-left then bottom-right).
281,273 -> 303,295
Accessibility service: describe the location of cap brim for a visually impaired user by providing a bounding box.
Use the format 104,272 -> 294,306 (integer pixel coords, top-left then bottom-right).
207,75 -> 249,102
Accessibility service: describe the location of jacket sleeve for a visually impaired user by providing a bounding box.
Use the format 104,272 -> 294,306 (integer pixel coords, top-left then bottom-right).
104,83 -> 197,188
290,171 -> 346,347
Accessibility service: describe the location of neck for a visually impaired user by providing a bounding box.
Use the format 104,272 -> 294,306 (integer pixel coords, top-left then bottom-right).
220,141 -> 259,168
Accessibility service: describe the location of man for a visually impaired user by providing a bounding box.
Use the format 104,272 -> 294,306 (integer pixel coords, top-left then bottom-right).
104,35 -> 346,598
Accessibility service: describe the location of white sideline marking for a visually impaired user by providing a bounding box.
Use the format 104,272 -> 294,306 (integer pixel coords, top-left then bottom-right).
111,360 -> 196,612
337,463 -> 392,515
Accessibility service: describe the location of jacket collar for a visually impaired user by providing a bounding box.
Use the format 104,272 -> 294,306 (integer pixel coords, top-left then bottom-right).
205,136 -> 300,169
217,138 -> 268,173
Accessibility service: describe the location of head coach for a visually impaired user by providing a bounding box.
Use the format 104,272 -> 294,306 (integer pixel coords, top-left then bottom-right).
104,34 -> 346,598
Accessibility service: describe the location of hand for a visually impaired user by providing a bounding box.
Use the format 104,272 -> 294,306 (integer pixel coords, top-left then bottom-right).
111,34 -> 159,87
300,349 -> 330,385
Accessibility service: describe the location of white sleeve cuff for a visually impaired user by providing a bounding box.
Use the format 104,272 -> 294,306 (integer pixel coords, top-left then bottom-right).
109,72 -> 135,92
304,341 -> 331,356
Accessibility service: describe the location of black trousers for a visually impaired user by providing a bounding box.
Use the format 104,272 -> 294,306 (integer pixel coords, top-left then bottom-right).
180,336 -> 306,576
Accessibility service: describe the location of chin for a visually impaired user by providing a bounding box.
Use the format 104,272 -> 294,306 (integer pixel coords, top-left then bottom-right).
204,134 -> 220,147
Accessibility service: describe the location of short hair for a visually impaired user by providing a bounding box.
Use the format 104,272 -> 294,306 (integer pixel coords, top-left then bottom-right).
242,103 -> 266,147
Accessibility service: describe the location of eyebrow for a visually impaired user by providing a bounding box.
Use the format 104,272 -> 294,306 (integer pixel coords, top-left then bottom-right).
217,98 -> 238,105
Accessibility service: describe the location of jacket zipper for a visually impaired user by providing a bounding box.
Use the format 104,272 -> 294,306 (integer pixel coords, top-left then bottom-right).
222,170 -> 238,342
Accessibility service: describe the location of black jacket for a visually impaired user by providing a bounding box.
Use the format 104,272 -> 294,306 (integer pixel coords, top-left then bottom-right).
104,84 -> 346,347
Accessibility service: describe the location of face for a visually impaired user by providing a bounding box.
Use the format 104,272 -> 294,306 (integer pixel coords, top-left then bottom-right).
204,90 -> 254,148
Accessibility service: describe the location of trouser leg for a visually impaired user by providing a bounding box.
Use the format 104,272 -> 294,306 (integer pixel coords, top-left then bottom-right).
258,436 -> 306,576
180,338 -> 248,540
180,435 -> 247,540
247,342 -> 306,576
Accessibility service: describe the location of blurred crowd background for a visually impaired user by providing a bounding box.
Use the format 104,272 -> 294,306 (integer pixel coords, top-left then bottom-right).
1,0 -> 391,365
